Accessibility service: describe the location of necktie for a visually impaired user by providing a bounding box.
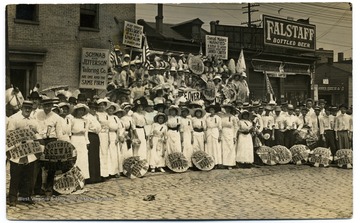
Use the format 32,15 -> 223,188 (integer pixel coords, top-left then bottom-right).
317,116 -> 320,129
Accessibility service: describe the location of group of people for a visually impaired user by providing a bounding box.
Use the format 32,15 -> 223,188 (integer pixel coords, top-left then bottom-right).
6,53 -> 353,207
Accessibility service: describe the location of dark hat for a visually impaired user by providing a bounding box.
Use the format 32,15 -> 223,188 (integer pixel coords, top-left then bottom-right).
22,100 -> 34,108
318,99 -> 327,104
166,105 -> 181,116
339,104 -> 348,109
314,105 -> 321,111
154,113 -> 168,123
305,98 -> 313,103
132,97 -> 148,111
205,104 -> 221,113
88,101 -> 97,109
239,110 -> 250,119
154,103 -> 166,111
221,104 -> 236,112
281,101 -> 288,106
56,93 -> 66,99
181,107 -> 191,115
77,93 -> 87,101
28,91 -> 42,100
192,108 -> 206,118
301,107 -> 309,111
68,96 -> 77,104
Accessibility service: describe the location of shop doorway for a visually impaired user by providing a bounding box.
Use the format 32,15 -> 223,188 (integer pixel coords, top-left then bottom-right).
9,64 -> 34,99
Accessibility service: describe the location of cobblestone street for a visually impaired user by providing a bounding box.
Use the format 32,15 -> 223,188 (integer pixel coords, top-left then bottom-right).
6,164 -> 352,220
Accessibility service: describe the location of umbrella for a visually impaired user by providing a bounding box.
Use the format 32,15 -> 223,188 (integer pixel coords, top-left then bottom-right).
123,156 -> 149,179
256,146 -> 278,166
166,152 -> 189,173
152,83 -> 173,91
191,151 -> 215,171
41,85 -> 69,93
272,145 -> 292,164
289,144 -> 310,165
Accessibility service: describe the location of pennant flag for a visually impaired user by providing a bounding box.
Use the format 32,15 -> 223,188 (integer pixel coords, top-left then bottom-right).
142,35 -> 151,69
265,72 -> 276,102
236,49 -> 246,73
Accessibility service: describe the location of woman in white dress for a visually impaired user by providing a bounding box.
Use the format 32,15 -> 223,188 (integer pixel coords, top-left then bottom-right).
191,108 -> 206,152
106,103 -> 122,178
113,108 -> 129,175
149,113 -> 167,172
205,104 -> 222,166
236,110 -> 254,168
70,104 -> 90,179
220,104 -> 237,169
131,99 -> 148,160
96,98 -> 111,179
166,105 -> 182,154
120,103 -> 134,159
180,107 -> 194,166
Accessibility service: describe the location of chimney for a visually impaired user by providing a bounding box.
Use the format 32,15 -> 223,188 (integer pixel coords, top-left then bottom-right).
210,21 -> 217,35
155,4 -> 163,34
327,57 -> 333,65
338,52 -> 344,62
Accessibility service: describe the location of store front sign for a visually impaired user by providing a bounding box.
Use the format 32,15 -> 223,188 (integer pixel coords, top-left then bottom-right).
263,15 -> 316,51
80,48 -> 109,90
205,35 -> 228,60
318,85 -> 344,91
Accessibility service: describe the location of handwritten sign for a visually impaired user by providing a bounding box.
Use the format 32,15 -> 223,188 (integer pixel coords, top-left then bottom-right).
123,21 -> 143,49
53,166 -> 85,194
6,129 -> 37,149
80,48 -> 109,90
263,15 -> 316,51
205,35 -> 228,60
6,141 -> 42,160
42,140 -> 77,162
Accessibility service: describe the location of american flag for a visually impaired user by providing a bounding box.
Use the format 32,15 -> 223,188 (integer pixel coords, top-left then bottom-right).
265,72 -> 275,96
142,35 -> 151,69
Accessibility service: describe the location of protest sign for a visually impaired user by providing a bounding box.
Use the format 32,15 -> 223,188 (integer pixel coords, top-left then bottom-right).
205,35 -> 228,60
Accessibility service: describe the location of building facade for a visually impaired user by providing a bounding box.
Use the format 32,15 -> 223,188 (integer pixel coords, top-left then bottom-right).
6,4 -> 135,98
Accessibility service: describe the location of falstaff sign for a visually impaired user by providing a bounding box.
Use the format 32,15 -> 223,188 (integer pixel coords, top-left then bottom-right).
263,15 -> 316,51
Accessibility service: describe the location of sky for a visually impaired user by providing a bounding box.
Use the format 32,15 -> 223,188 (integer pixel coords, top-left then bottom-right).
136,2 -> 352,62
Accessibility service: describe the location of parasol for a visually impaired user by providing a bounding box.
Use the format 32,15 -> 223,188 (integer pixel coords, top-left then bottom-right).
191,151 -> 215,171
40,140 -> 77,172
53,165 -> 85,195
123,156 -> 149,179
166,152 -> 189,173
289,144 -> 310,165
272,145 -> 292,164
334,149 -> 353,169
308,147 -> 332,167
152,83 -> 173,91
41,85 -> 69,93
256,146 -> 278,165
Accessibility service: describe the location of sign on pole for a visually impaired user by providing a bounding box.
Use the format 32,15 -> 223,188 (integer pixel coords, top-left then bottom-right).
205,35 -> 228,60
80,48 -> 109,90
263,15 -> 316,51
123,21 -> 144,49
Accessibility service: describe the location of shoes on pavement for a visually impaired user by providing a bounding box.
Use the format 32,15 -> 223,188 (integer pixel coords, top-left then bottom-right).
158,167 -> 165,173
21,197 -> 35,205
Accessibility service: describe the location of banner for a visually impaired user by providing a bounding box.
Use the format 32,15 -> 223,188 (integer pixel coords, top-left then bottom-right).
183,90 -> 201,102
80,48 -> 109,90
205,35 -> 228,60
123,21 -> 144,49
53,166 -> 85,194
263,15 -> 316,51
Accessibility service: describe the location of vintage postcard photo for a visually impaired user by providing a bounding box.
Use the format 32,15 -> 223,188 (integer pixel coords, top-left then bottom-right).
4,1 -> 353,221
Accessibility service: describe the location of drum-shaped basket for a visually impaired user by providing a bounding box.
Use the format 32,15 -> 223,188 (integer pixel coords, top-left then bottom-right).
256,146 -> 278,165
289,144 -> 310,165
166,152 -> 189,173
308,147 -> 332,167
272,145 -> 292,164
123,156 -> 149,179
53,165 -> 85,195
335,149 -> 353,169
191,151 -> 215,171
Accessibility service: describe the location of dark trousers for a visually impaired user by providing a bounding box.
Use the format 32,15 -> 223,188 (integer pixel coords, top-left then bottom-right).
284,130 -> 296,148
323,130 -> 337,156
262,129 -> 274,147
274,130 -> 285,146
87,132 -> 102,183
337,131 -> 350,150
9,161 -> 35,202
34,138 -> 57,195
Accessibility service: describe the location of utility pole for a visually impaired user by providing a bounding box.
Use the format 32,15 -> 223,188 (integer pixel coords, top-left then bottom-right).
242,3 -> 261,27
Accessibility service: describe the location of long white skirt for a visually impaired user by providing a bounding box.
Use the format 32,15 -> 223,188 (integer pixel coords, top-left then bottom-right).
182,130 -> 194,167
205,128 -> 222,165
71,135 -> 90,179
166,130 -> 182,154
148,136 -> 166,168
222,127 -> 236,166
133,128 -> 147,160
236,133 -> 254,163
98,132 -> 109,177
108,132 -> 122,175
193,132 -> 205,152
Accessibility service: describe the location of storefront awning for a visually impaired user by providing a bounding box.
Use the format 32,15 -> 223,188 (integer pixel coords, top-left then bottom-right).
252,59 -> 311,77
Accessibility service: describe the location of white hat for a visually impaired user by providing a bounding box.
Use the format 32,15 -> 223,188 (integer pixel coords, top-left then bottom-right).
241,71 -> 247,78
124,54 -> 130,59
121,62 -> 129,67
72,103 -> 89,116
97,98 -> 111,108
130,60 -> 136,66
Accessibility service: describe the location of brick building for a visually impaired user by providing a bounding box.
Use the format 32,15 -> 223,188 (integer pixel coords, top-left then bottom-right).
6,4 -> 135,98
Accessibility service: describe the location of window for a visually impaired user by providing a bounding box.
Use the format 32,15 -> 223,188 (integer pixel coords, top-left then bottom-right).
15,4 -> 38,22
80,4 -> 99,30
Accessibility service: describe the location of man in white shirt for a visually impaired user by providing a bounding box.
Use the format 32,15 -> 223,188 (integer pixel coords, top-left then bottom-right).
284,104 -> 303,148
273,106 -> 286,146
7,101 -> 41,206
335,104 -> 351,150
319,106 -> 337,157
